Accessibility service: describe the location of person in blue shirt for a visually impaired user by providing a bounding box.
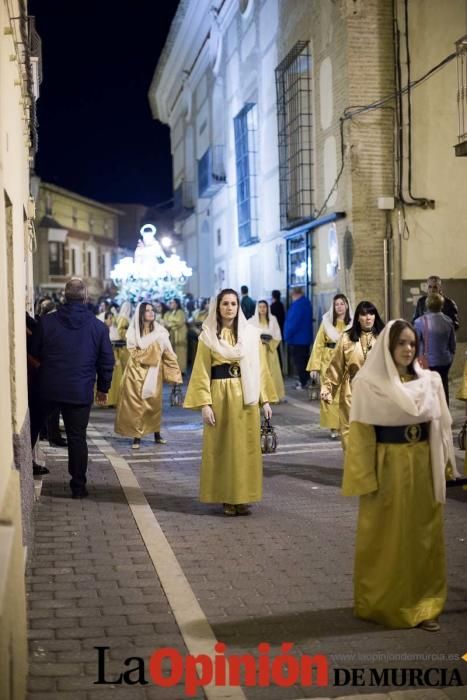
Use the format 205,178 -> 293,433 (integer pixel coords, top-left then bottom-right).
414,293 -> 456,404
284,287 -> 313,390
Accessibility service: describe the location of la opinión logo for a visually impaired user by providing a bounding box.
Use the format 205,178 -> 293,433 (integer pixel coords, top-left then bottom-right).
94,642 -> 329,696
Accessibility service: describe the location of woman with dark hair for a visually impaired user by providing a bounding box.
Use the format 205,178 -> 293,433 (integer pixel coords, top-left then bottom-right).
102,311 -> 123,407
321,301 -> 384,449
184,289 -> 277,516
343,320 -> 459,631
163,297 -> 188,374
115,303 -> 182,449
307,293 -> 352,439
154,300 -> 168,324
248,299 -> 285,401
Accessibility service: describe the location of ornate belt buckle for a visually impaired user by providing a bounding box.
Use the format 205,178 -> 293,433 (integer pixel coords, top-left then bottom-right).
229,363 -> 241,378
405,424 -> 421,443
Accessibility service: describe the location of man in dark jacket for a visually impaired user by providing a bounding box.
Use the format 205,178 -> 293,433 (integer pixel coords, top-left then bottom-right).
240,285 -> 256,320
270,290 -> 286,370
284,287 -> 313,390
30,278 -> 114,498
412,275 -> 460,330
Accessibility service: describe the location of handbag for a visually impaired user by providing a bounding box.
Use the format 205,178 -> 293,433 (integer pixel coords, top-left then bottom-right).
458,421 -> 467,451
170,385 -> 184,407
260,333 -> 273,342
260,418 -> 278,453
418,316 -> 430,369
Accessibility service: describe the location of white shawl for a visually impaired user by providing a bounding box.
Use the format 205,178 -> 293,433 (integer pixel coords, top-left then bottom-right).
350,320 -> 459,503
249,305 -> 282,341
127,303 -> 171,400
199,296 -> 261,405
321,300 -> 353,342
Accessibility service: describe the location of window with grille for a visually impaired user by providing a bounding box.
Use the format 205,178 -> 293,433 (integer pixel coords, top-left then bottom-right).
234,103 -> 259,247
275,41 -> 313,229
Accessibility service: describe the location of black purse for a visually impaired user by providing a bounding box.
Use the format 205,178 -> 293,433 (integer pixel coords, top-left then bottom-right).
260,333 -> 273,343
260,418 -> 278,453
457,421 -> 467,451
170,385 -> 184,407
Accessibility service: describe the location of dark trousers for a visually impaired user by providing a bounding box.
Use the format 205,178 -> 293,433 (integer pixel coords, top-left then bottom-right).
46,407 -> 62,442
289,344 -> 310,387
30,401 -> 91,493
429,365 -> 451,405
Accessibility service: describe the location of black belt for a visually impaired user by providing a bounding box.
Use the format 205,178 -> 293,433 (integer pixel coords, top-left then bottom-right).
325,342 -> 336,349
374,423 -> 429,444
211,363 -> 241,379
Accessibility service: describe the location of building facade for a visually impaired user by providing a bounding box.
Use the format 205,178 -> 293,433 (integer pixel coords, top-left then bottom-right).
149,0 -> 467,360
33,181 -> 122,300
0,1 -> 42,697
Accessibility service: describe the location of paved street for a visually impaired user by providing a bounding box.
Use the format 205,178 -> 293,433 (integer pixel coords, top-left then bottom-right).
26,381 -> 467,700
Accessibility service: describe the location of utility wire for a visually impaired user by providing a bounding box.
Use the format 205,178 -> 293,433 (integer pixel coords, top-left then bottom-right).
316,50 -> 457,218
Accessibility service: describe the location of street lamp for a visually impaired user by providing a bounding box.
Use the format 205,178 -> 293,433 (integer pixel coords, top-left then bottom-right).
161,235 -> 172,248
455,34 -> 467,156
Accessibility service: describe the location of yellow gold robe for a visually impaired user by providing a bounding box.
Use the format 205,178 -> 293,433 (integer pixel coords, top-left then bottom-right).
115,340 -> 182,438
455,360 -> 467,480
183,329 -> 277,504
259,320 -> 285,400
306,319 -> 346,429
164,309 -> 187,373
106,346 -> 124,407
343,421 -> 446,628
322,333 -> 372,449
116,317 -> 130,370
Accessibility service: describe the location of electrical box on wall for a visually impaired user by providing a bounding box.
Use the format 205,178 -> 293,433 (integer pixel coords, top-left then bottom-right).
377,196 -> 395,210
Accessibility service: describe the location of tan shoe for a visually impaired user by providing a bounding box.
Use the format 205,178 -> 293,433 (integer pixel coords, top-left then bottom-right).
418,619 -> 440,632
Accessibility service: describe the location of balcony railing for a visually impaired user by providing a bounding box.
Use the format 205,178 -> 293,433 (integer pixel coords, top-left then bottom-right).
198,146 -> 226,198
173,181 -> 195,221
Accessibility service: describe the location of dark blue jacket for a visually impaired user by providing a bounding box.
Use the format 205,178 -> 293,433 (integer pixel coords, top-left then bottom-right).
33,302 -> 114,405
284,295 -> 313,345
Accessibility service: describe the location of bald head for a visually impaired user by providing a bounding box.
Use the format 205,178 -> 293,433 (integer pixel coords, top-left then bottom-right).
64,278 -> 87,303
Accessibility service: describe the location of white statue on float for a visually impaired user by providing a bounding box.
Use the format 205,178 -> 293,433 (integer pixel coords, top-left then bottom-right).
110,224 -> 192,304
135,225 -> 166,264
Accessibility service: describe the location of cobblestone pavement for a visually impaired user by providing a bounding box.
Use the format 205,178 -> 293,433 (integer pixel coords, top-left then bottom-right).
26,379 -> 467,700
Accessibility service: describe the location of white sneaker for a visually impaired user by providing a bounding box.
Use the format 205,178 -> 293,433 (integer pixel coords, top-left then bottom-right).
295,382 -> 304,391
132,438 -> 141,450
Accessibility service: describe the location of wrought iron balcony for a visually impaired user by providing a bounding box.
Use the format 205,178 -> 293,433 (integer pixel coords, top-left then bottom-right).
198,146 -> 226,198
173,181 -> 195,221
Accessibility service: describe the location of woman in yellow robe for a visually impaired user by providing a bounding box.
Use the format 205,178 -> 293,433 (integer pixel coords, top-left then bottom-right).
248,300 -> 285,401
116,301 -> 132,371
184,289 -> 277,516
163,299 -> 187,373
115,303 -> 182,448
343,320 -> 459,631
321,300 -> 384,450
102,311 -> 124,407
306,294 -> 352,438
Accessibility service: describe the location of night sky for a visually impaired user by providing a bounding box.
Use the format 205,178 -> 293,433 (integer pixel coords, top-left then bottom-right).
29,0 -> 180,206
